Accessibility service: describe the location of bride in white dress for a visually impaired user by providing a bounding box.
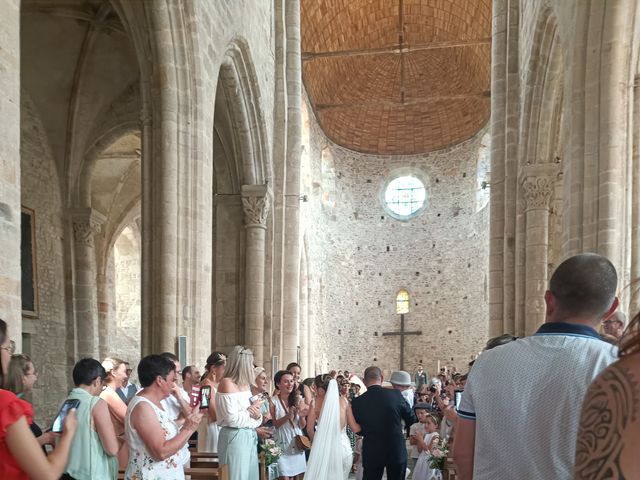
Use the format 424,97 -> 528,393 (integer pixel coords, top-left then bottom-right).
306,375 -> 361,480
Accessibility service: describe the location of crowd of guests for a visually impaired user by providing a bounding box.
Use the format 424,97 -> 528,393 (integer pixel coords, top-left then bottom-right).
0,253 -> 639,479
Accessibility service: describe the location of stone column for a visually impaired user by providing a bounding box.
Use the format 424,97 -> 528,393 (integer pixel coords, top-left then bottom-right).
630,81 -> 640,315
488,0 -> 507,337
282,0 -> 303,366
139,105 -> 153,356
299,251 -> 309,377
521,164 -> 556,335
96,272 -> 110,360
0,0 -> 21,349
241,184 -> 271,366
71,208 -> 105,359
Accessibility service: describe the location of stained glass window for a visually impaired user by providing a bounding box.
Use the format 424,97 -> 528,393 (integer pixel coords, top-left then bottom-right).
384,176 -> 426,217
396,289 -> 410,314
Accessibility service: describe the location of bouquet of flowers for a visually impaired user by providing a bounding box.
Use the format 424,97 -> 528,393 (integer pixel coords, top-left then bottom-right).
262,439 -> 282,466
428,438 -> 449,471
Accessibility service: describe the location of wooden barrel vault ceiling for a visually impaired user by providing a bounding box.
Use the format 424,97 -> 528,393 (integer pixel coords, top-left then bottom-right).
301,0 -> 492,155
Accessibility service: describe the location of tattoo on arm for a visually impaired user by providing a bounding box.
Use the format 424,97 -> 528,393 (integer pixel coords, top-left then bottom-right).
574,364 -> 639,479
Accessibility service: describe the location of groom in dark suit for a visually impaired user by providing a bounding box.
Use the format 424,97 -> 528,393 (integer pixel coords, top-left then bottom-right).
352,366 -> 416,480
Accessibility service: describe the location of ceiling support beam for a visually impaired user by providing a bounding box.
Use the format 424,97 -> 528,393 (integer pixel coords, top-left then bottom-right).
315,92 -> 491,111
302,38 -> 492,62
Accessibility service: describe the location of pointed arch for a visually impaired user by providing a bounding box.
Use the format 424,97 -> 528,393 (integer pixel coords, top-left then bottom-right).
217,38 -> 272,186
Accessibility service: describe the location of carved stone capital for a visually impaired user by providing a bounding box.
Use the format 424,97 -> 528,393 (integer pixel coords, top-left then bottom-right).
241,184 -> 272,228
520,164 -> 558,211
70,208 -> 106,247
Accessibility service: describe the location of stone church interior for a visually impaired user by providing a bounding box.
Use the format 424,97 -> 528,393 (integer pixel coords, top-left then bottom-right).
1,0 -> 640,479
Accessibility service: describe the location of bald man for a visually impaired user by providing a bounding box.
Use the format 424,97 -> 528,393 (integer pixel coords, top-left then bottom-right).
602,310 -> 626,340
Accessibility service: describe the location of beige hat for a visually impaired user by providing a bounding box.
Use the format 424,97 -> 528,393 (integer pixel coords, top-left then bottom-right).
389,370 -> 412,387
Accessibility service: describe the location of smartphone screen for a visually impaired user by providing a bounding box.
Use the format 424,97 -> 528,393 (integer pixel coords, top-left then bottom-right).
190,385 -> 202,408
454,389 -> 463,410
200,385 -> 211,409
51,399 -> 80,433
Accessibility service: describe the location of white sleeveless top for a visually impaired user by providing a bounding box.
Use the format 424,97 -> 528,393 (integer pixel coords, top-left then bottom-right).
124,395 -> 184,480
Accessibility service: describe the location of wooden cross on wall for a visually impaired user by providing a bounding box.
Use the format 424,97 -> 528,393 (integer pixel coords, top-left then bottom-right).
382,313 -> 422,371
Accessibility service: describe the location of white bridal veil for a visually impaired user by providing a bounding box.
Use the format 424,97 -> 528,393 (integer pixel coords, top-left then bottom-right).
305,379 -> 344,480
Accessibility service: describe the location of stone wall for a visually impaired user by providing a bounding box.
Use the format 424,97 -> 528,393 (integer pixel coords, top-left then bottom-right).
20,94 -> 68,424
0,0 -> 22,349
112,225 -> 141,371
301,100 -> 490,378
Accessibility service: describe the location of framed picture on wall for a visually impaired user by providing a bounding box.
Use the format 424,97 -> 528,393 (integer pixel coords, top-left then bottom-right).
21,206 -> 38,318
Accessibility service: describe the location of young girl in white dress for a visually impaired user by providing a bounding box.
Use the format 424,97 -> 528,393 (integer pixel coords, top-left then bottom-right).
412,414 -> 443,480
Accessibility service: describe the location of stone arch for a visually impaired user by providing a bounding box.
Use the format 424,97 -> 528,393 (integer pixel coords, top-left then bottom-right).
76,81 -> 141,207
210,39 -> 273,354
519,8 -> 564,167
218,38 -> 272,186
78,123 -> 140,208
515,7 -> 565,336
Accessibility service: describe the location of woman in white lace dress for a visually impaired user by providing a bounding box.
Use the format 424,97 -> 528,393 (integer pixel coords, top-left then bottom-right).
124,355 -> 202,480
306,374 -> 361,480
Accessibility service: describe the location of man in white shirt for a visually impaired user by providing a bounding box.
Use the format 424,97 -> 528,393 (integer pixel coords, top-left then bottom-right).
454,253 -> 619,480
182,364 -> 201,397
116,362 -> 139,404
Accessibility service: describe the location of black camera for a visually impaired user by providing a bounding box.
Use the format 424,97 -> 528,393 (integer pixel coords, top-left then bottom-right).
429,385 -> 438,393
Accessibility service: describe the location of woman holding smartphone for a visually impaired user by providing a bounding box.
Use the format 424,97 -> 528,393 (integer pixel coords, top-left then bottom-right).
124,354 -> 202,480
0,318 -> 77,480
197,351 -> 226,453
216,346 -> 264,480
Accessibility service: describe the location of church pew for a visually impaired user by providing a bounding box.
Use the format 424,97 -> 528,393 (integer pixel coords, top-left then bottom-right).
443,456 -> 457,480
186,465 -> 229,480
189,458 -> 220,469
190,451 -> 219,460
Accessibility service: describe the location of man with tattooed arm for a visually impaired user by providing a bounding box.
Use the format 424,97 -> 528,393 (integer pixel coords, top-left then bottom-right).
575,310 -> 640,479
453,253 -> 619,480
